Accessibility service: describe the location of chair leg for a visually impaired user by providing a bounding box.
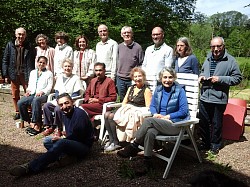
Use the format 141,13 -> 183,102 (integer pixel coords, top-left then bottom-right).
186,127 -> 202,163
162,128 -> 185,179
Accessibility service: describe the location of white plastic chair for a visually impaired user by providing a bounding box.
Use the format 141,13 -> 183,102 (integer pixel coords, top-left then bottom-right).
75,98 -> 117,141
139,73 -> 202,179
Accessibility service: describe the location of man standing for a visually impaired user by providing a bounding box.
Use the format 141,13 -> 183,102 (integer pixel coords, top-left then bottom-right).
116,26 -> 144,101
142,27 -> 173,92
2,27 -> 35,120
81,62 -> 117,122
199,36 -> 242,154
9,93 -> 94,177
96,24 -> 118,80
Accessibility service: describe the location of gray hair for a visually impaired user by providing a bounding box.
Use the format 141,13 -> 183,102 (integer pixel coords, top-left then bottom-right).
35,34 -> 49,45
61,58 -> 74,68
158,67 -> 177,81
212,36 -> 225,45
15,27 -> 26,34
121,26 -> 133,34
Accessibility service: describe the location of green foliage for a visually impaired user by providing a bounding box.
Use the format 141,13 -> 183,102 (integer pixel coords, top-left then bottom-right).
118,160 -> 135,179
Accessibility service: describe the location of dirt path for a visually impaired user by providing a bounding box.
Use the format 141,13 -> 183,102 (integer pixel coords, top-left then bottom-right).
0,91 -> 249,187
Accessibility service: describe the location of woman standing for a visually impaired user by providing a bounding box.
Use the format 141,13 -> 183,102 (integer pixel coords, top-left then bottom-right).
17,56 -> 53,135
174,37 -> 199,75
73,35 -> 96,87
54,31 -> 73,76
35,34 -> 55,74
104,67 -> 152,151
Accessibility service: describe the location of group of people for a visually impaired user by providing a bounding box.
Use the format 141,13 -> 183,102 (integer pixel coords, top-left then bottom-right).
2,25 -> 242,177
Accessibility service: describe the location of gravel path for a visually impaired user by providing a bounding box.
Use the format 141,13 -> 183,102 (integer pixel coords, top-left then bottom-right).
0,91 -> 249,187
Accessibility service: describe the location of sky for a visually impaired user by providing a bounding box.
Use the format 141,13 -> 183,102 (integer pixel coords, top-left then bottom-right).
195,0 -> 250,17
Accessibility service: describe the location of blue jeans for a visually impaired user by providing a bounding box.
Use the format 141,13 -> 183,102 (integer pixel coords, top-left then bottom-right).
17,94 -> 47,123
199,100 -> 227,150
116,76 -> 131,102
28,136 -> 90,173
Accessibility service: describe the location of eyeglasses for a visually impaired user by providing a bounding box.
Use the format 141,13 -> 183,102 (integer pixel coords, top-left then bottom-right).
95,69 -> 103,72
151,33 -> 162,36
210,45 -> 223,49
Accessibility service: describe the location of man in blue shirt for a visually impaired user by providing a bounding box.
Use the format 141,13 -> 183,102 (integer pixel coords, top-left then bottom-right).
9,93 -> 94,177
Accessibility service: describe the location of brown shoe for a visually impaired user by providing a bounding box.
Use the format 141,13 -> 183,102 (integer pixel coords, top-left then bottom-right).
42,128 -> 54,136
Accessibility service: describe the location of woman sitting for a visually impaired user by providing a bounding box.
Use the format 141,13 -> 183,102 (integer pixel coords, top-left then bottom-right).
104,67 -> 152,152
42,58 -> 84,136
117,67 -> 190,170
18,56 -> 53,135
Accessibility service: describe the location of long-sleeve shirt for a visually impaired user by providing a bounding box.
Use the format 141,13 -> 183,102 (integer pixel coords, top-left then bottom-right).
142,43 -> 173,78
96,38 -> 118,80
27,69 -> 53,95
117,42 -> 144,79
63,106 -> 94,147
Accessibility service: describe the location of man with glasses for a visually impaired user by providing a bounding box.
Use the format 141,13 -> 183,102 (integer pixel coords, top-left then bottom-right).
2,27 -> 35,120
116,26 -> 144,102
198,36 -> 242,155
96,24 -> 118,80
142,27 -> 173,92
80,63 -> 116,134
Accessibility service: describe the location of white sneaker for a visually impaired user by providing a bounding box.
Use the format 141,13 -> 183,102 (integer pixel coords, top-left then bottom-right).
104,142 -> 111,150
105,143 -> 121,152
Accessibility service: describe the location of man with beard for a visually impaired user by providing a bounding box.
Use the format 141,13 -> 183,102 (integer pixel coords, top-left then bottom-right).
142,27 -> 173,92
198,36 -> 242,155
9,93 -> 94,177
80,62 -> 117,123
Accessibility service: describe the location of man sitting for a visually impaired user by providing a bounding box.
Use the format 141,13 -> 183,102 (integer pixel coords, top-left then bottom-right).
9,93 -> 94,177
80,62 -> 117,133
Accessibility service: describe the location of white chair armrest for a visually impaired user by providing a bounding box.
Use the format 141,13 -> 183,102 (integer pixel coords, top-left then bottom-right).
106,103 -> 122,108
75,98 -> 85,107
173,118 -> 199,127
140,111 -> 152,117
47,93 -> 56,102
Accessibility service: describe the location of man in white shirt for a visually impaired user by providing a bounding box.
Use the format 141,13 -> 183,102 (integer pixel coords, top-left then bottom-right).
96,24 -> 118,80
142,27 -> 173,92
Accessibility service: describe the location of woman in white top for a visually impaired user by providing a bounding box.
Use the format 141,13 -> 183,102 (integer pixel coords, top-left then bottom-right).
35,34 -> 55,74
73,35 -> 96,88
54,31 -> 73,76
17,56 -> 53,135
42,58 -> 84,137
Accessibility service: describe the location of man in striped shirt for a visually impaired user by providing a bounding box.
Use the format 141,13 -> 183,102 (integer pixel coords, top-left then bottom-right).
198,36 -> 242,155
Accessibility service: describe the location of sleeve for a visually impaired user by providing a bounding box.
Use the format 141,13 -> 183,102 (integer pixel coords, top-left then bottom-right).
191,55 -> 199,75
144,88 -> 152,107
141,48 -> 148,70
165,47 -> 174,68
73,75 -> 85,96
2,43 -> 10,77
86,50 -> 96,77
149,90 -> 158,114
217,60 -> 242,86
41,71 -> 54,95
111,42 -> 118,80
84,80 -> 92,102
137,45 -> 144,67
169,88 -> 189,120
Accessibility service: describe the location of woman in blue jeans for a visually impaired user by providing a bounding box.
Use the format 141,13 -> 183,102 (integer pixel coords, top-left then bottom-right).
17,56 -> 53,135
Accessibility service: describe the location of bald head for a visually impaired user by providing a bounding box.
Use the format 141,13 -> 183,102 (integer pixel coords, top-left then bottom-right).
151,27 -> 164,47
